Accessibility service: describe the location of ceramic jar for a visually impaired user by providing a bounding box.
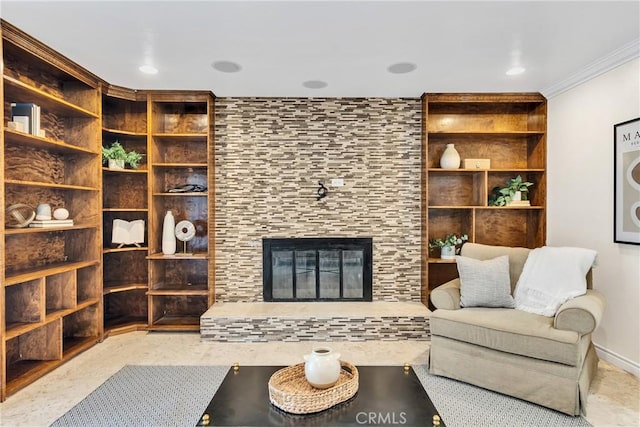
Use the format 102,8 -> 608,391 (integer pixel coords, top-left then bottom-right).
304,347 -> 341,389
162,210 -> 176,255
440,143 -> 461,169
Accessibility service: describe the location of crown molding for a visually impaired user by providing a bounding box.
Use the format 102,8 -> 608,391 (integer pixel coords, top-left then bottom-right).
542,39 -> 640,99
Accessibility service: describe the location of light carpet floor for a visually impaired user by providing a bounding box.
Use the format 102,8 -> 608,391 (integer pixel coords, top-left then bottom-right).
51,365 -> 591,427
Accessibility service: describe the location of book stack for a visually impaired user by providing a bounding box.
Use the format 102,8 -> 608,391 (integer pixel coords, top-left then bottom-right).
507,200 -> 531,207
29,219 -> 74,228
11,102 -> 42,136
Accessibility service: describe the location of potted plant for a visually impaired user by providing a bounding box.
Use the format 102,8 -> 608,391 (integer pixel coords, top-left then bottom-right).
488,175 -> 534,207
102,141 -> 143,169
429,233 -> 468,259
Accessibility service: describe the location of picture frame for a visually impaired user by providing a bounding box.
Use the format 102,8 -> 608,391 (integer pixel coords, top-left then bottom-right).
614,117 -> 640,245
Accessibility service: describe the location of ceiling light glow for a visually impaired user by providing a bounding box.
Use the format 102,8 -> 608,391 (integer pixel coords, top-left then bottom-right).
139,64 -> 158,75
506,66 -> 525,76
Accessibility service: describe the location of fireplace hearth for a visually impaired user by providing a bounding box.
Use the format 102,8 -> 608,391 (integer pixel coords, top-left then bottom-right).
262,238 -> 373,302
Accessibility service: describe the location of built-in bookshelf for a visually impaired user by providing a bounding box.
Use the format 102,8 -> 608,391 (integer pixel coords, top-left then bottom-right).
1,20 -> 103,401
147,93 -> 215,330
101,88 -> 149,335
421,93 -> 547,305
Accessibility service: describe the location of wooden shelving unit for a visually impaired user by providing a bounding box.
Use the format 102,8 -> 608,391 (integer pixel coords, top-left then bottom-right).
147,93 -> 215,331
1,20 -> 103,401
101,87 -> 149,336
421,93 -> 547,305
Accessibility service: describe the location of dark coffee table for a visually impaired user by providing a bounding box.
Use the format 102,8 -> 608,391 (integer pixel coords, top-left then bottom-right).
196,365 -> 444,426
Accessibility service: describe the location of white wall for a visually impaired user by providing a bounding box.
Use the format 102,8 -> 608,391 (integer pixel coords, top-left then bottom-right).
547,58 -> 640,376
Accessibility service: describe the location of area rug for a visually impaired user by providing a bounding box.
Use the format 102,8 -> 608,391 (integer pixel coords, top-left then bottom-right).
51,365 -> 591,427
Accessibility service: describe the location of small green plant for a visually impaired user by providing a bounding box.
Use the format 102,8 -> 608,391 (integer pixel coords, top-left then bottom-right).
101,141 -> 143,169
428,233 -> 468,250
488,175 -> 534,206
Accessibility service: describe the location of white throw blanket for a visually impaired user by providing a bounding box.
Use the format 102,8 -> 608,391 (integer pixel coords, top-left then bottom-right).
514,246 -> 597,317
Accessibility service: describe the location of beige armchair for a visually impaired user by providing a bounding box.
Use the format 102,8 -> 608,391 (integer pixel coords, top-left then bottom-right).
428,243 -> 606,416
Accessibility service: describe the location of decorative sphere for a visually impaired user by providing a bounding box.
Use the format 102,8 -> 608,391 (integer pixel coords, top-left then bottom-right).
53,208 -> 70,220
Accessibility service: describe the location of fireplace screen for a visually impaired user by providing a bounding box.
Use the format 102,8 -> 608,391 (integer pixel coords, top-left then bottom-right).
263,238 -> 372,302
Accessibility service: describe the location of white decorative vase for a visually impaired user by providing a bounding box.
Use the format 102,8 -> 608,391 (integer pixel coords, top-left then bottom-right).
440,143 -> 461,169
303,347 -> 341,389
441,245 -> 455,260
512,190 -> 522,201
162,210 -> 176,255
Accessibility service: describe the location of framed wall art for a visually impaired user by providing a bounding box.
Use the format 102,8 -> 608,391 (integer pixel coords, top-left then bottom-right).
614,117 -> 640,245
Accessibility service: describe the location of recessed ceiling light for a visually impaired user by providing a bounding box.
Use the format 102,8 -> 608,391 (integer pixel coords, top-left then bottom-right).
138,64 -> 158,75
387,62 -> 417,74
212,61 -> 242,73
506,66 -> 526,76
302,80 -> 328,89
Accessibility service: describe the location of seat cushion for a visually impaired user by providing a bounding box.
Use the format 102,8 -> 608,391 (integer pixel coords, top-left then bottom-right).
430,308 -> 591,366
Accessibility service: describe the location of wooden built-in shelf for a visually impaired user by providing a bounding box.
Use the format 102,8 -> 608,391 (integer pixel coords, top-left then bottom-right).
3,129 -> 97,154
3,75 -> 99,118
146,252 -> 208,260
103,283 -> 148,294
4,179 -> 98,192
148,315 -> 200,330
4,224 -> 100,235
151,133 -> 207,138
103,246 -> 148,254
428,258 -> 457,264
147,289 -> 208,296
4,260 -> 100,286
102,167 -> 148,174
152,192 -> 207,197
153,163 -> 208,168
5,299 -> 99,339
102,127 -> 147,137
422,92 -> 547,307
102,208 -> 148,212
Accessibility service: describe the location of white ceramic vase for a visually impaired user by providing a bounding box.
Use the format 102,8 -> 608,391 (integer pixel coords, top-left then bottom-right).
162,210 -> 176,255
303,347 -> 341,389
441,245 -> 455,260
440,143 -> 461,169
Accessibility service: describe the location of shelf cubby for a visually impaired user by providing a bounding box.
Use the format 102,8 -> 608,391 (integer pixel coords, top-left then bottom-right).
148,295 -> 208,330
5,279 -> 45,331
45,271 -> 77,315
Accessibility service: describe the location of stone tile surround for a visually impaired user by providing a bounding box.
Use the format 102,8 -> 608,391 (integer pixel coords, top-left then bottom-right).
200,302 -> 431,342
214,97 -> 422,303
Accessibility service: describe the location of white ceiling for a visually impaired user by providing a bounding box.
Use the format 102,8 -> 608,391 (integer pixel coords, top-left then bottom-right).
1,1 -> 639,98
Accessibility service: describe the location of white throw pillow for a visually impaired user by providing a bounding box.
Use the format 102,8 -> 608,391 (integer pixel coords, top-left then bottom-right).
456,255 -> 515,308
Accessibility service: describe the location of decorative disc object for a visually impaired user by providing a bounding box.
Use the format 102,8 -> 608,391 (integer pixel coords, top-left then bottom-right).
6,203 -> 36,228
175,220 -> 196,242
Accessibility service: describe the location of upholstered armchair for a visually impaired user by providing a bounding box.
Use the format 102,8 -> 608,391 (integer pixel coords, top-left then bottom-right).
428,243 -> 606,416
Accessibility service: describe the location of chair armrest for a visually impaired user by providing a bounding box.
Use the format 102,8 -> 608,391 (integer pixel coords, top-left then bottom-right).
430,279 -> 461,310
554,289 -> 606,335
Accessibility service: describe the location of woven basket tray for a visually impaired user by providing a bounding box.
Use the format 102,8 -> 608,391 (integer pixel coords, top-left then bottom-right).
268,362 -> 359,414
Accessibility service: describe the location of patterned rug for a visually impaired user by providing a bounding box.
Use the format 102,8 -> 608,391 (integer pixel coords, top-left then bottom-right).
51,365 -> 591,427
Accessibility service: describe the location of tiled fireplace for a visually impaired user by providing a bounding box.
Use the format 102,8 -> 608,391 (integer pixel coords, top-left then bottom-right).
201,97 -> 430,342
